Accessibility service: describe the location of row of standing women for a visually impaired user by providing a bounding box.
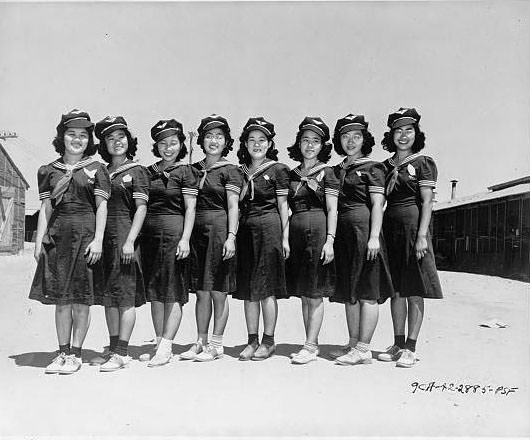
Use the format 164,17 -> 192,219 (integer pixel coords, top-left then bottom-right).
29,107 -> 443,375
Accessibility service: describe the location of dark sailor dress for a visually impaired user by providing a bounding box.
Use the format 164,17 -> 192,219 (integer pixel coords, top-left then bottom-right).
331,158 -> 394,304
190,159 -> 244,293
286,163 -> 339,298
98,161 -> 150,307
234,160 -> 290,301
29,157 -> 111,305
140,162 -> 199,305
382,153 -> 443,299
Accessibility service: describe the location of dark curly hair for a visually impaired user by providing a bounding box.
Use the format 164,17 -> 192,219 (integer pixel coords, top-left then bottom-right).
53,125 -> 97,157
96,129 -> 138,164
287,131 -> 332,163
197,126 -> 234,157
381,124 -> 426,153
237,130 -> 278,166
151,131 -> 188,161
332,128 -> 375,157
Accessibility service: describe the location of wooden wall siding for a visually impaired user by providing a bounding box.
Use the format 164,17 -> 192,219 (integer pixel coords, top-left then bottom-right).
0,149 -> 26,254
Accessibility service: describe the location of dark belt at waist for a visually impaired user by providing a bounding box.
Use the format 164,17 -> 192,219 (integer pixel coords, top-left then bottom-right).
290,201 -> 324,213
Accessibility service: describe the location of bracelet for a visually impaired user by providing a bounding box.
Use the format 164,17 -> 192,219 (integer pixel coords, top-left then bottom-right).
327,233 -> 335,239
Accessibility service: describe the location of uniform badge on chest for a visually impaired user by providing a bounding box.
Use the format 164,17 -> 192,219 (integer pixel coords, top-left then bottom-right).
122,174 -> 132,183
84,167 -> 97,183
407,164 -> 416,179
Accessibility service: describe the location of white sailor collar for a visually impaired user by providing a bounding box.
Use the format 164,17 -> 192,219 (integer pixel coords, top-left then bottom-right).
292,162 -> 328,178
52,156 -> 95,171
387,152 -> 422,168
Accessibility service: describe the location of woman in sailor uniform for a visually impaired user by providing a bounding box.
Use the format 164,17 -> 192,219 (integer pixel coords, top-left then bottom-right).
90,116 -> 149,372
234,117 -> 290,361
330,114 -> 394,366
378,107 -> 442,368
29,109 -> 111,375
180,115 -> 243,362
286,116 -> 339,365
140,119 -> 199,367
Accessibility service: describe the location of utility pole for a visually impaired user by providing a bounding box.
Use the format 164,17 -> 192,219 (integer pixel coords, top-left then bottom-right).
188,130 -> 197,164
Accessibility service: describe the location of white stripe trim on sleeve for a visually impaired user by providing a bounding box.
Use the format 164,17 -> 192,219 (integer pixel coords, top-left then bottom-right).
225,184 -> 241,194
324,188 -> 339,196
182,188 -> 199,196
276,189 -> 289,196
94,189 -> 110,200
39,191 -> 50,200
133,192 -> 149,201
368,186 -> 385,194
419,180 -> 436,188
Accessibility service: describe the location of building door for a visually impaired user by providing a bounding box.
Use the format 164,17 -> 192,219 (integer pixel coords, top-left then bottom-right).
0,186 -> 15,249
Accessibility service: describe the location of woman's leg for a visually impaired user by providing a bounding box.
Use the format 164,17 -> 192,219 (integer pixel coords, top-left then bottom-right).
261,296 -> 278,338
55,304 -> 73,350
359,299 -> 379,344
405,296 -> 424,350
389,293 -> 407,348
71,304 -> 91,356
211,291 -> 229,336
239,300 -> 260,360
196,290 -> 212,344
305,297 -> 324,346
104,306 -> 120,352
116,306 -> 136,354
150,301 -> 164,347
162,301 -> 183,341
301,297 -> 309,336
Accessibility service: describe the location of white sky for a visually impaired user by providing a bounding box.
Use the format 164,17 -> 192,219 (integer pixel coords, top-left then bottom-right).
1,1 -> 529,204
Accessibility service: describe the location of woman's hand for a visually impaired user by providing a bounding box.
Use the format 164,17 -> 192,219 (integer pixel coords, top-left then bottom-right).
282,238 -> 290,260
121,239 -> 135,264
222,235 -> 236,261
34,242 -> 42,263
320,240 -> 334,265
415,235 -> 428,260
176,239 -> 190,260
85,238 -> 103,265
366,236 -> 380,261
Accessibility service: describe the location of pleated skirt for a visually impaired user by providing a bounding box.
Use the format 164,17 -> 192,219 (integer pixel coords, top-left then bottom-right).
331,205 -> 394,304
234,211 -> 287,301
190,209 -> 236,293
383,204 -> 443,299
286,209 -> 335,298
29,210 -> 105,305
96,214 -> 146,307
140,214 -> 190,304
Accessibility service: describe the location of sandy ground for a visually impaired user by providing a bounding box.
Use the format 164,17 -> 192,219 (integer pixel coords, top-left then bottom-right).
0,246 -> 529,439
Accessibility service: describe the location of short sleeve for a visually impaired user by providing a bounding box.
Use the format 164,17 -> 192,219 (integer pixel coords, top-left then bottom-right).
94,162 -> 111,200
272,163 -> 290,197
181,165 -> 199,197
418,156 -> 437,188
323,166 -> 340,197
132,165 -> 150,202
37,165 -> 51,200
366,162 -> 386,194
224,165 -> 244,194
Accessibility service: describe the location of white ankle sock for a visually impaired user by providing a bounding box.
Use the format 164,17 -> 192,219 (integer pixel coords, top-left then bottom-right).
303,341 -> 318,353
157,338 -> 173,354
355,342 -> 370,353
210,334 -> 223,349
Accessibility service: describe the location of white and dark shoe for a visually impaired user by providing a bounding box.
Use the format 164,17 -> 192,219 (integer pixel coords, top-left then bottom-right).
58,355 -> 82,375
45,352 -> 67,374
335,348 -> 372,366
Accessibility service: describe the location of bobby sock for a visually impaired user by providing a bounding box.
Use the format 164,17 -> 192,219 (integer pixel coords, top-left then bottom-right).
355,342 -> 371,353
115,340 -> 129,357
210,334 -> 223,350
303,341 -> 318,353
71,346 -> 82,358
247,333 -> 259,346
59,344 -> 70,355
261,333 -> 275,347
394,335 -> 406,349
405,338 -> 417,352
157,338 -> 172,355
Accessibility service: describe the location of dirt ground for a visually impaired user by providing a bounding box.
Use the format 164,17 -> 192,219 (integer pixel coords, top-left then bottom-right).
0,245 -> 528,438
